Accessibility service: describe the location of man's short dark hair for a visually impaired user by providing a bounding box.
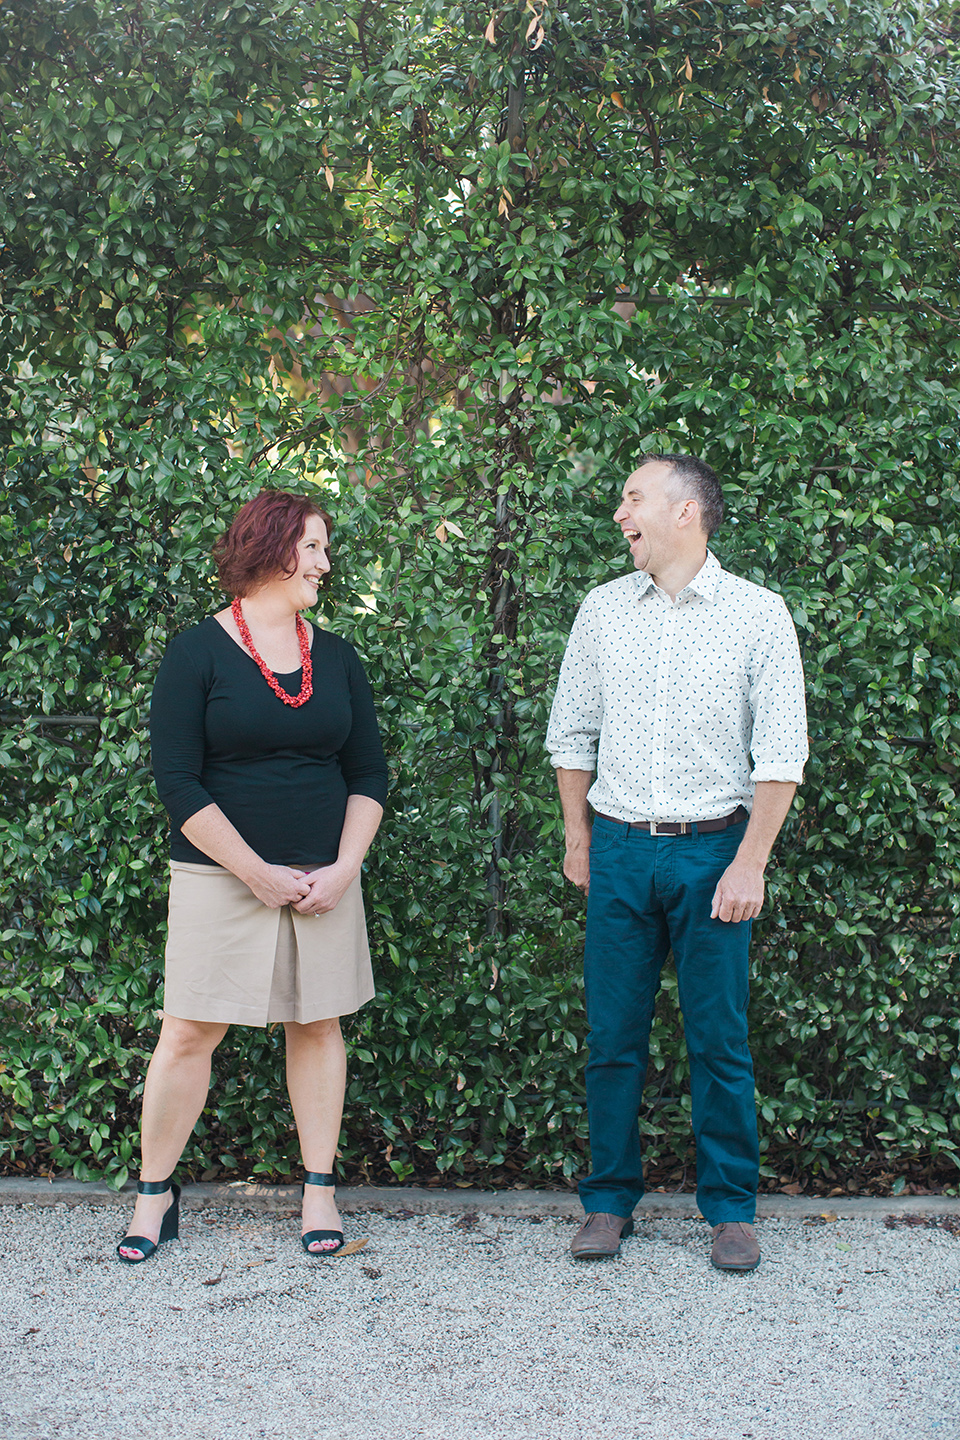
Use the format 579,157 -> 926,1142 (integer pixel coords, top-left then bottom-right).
635,452 -> 724,538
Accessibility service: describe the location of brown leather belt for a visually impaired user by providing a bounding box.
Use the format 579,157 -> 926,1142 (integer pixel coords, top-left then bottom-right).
594,805 -> 748,837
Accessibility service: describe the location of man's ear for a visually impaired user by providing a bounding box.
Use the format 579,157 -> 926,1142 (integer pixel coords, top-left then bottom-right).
676,499 -> 701,531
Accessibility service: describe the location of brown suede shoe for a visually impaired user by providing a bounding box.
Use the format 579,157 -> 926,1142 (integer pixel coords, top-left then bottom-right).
710,1221 -> 761,1271
570,1212 -> 635,1259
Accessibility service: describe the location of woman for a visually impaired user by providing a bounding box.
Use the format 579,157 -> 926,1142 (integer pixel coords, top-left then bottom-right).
118,490 -> 387,1263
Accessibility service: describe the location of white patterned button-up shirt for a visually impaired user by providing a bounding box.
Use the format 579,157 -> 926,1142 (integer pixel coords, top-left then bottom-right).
546,551 -> 808,822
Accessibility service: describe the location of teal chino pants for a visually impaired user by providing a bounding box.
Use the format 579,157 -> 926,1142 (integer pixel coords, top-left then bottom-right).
579,814 -> 759,1225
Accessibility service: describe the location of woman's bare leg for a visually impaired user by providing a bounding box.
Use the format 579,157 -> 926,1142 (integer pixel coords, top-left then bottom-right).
118,1015 -> 228,1258
284,1017 -> 346,1251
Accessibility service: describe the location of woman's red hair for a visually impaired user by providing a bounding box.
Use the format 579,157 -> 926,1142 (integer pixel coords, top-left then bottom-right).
214,490 -> 333,597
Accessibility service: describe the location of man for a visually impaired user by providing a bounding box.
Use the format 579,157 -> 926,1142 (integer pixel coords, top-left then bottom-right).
546,453 -> 807,1271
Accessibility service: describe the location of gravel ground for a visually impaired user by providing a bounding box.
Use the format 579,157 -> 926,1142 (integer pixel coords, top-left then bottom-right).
1,1202 -> 958,1440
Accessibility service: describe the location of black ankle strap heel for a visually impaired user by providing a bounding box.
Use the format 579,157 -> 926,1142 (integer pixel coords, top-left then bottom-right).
117,1175 -> 181,1265
301,1169 -> 343,1256
137,1176 -> 176,1195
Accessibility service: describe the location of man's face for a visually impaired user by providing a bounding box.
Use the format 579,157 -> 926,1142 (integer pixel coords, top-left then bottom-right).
613,461 -> 685,575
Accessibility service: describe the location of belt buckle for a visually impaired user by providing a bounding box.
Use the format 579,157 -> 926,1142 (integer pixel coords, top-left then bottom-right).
649,820 -> 690,836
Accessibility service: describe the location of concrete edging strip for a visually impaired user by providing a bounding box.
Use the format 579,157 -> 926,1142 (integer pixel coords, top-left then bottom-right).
0,1176 -> 956,1219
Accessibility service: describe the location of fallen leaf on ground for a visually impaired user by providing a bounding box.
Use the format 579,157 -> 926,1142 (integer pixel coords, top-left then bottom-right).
336,1238 -> 370,1256
202,1264 -> 227,1286
243,1258 -> 276,1269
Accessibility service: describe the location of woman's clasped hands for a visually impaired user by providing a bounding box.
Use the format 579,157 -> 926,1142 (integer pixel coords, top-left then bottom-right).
245,861 -> 353,915
247,864 -> 311,910
295,862 -> 354,916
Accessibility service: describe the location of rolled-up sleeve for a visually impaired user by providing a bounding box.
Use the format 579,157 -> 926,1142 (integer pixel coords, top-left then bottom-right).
748,596 -> 809,784
546,599 -> 603,771
150,635 -> 216,831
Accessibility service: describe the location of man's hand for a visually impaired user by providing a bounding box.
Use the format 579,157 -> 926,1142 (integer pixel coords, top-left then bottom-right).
563,841 -> 590,895
710,858 -> 765,924
710,781 -> 797,923
556,768 -> 594,896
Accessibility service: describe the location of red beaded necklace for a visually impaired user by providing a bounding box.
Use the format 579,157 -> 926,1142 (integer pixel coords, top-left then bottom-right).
231,597 -> 313,708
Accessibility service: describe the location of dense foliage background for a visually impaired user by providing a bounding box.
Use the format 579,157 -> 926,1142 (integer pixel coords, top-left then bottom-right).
2,0 -> 958,1196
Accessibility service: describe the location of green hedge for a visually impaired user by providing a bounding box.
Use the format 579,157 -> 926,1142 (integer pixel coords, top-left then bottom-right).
2,0 -> 959,1193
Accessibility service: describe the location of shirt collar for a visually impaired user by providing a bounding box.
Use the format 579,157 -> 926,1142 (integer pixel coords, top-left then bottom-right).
633,550 -> 723,604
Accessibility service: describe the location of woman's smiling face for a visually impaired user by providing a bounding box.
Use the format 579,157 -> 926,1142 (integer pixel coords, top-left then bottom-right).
282,513 -> 330,609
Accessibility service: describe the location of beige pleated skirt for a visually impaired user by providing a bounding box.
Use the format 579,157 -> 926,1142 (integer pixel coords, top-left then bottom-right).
162,861 -> 375,1026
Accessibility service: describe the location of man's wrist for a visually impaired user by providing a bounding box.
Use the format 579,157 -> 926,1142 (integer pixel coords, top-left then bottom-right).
732,844 -> 769,872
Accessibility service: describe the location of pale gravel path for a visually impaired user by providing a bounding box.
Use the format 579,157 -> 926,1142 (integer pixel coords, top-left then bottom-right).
1,1203 -> 957,1440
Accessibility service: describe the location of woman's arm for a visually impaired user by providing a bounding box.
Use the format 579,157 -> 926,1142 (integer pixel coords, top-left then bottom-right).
181,804 -> 311,909
294,794 -> 384,915
152,636 -> 309,909
292,639 -> 388,915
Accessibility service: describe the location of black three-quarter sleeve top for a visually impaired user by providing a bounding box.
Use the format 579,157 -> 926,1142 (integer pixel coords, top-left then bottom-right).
150,618 -> 388,867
